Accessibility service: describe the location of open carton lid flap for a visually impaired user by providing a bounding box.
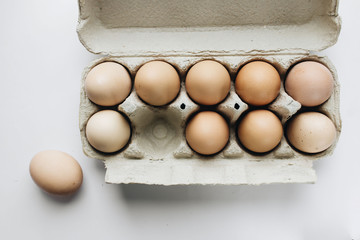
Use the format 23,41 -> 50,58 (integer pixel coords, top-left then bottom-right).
77,0 -> 340,57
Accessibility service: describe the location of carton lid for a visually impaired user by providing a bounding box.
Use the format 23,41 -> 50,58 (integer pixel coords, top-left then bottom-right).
77,0 -> 340,57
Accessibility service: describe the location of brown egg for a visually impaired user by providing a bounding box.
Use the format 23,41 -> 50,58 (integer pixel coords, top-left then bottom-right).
286,112 -> 336,153
185,60 -> 231,105
85,61 -> 132,106
186,111 -> 229,155
235,61 -> 281,106
285,61 -> 334,107
29,150 -> 83,195
237,110 -> 283,153
86,110 -> 131,153
134,61 -> 180,106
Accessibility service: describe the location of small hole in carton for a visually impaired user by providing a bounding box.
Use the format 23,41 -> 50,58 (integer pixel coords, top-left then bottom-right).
180,103 -> 186,110
234,103 -> 240,110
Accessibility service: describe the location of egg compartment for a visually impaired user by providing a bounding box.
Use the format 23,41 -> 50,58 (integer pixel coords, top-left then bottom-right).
79,54 -> 340,185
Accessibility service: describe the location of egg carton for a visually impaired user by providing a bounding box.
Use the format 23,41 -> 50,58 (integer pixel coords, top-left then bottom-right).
77,0 -> 341,185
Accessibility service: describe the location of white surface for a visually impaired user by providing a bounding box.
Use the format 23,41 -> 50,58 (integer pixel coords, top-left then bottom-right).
0,1 -> 359,239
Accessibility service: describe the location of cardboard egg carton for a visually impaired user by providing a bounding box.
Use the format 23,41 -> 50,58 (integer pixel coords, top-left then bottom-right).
77,0 -> 341,185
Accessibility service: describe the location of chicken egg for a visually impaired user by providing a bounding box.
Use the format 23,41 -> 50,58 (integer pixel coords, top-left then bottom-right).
134,61 -> 180,106
29,150 -> 83,196
286,112 -> 336,153
235,61 -> 281,106
85,61 -> 132,106
285,61 -> 334,107
86,110 -> 131,153
186,111 -> 229,155
237,110 -> 283,153
185,60 -> 231,105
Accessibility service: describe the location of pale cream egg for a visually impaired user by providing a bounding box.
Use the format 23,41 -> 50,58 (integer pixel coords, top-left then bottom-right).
30,150 -> 83,195
86,110 -> 131,153
85,61 -> 132,106
286,112 -> 336,153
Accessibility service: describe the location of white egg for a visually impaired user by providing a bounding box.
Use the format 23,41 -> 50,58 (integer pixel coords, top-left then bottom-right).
86,110 -> 131,153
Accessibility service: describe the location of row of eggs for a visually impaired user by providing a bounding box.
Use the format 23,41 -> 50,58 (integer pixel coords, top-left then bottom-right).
84,59 -> 336,156
85,109 -> 336,155
85,60 -> 334,108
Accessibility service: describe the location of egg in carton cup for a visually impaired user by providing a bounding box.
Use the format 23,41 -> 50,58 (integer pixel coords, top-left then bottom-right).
77,0 -> 341,185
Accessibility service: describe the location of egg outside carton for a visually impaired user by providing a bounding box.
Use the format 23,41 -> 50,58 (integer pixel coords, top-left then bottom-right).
79,54 -> 341,185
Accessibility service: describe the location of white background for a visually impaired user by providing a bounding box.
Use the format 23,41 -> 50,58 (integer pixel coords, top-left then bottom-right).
1,1 -> 359,239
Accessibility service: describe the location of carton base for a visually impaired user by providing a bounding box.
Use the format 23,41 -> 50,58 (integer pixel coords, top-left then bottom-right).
105,159 -> 316,185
